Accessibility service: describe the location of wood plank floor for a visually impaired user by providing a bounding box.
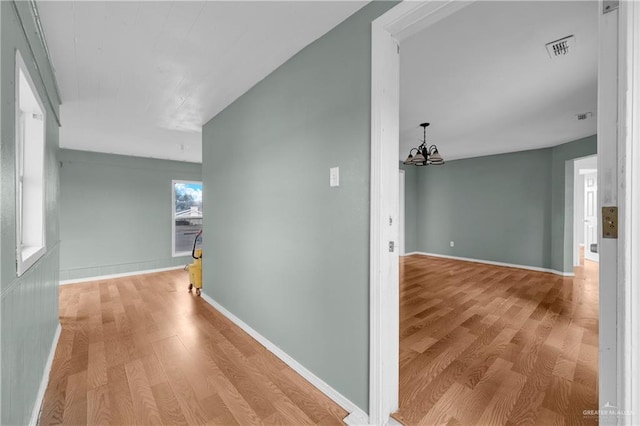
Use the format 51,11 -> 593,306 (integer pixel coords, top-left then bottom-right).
393,254 -> 598,426
39,269 -> 347,425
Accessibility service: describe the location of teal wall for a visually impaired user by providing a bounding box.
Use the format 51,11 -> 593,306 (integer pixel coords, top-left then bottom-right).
58,149 -> 202,281
1,2 -> 61,424
400,163 -> 418,253
412,135 -> 597,273
202,2 -> 395,413
416,148 -> 553,268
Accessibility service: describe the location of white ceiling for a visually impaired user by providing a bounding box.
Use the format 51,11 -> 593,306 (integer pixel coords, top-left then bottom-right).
400,1 -> 598,162
38,1 -> 365,163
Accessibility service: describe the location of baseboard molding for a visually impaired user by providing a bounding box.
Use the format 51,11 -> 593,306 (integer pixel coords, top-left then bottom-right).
406,252 -> 575,277
59,265 -> 185,285
199,292 -> 370,425
29,323 -> 61,426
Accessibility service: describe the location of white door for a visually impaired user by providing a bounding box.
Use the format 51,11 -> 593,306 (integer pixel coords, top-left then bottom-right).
399,170 -> 405,255
584,172 -> 599,262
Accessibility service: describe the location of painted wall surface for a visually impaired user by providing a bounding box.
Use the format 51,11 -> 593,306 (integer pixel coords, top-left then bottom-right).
416,148 -> 553,268
202,2 -> 395,412
1,2 -> 61,424
400,163 -> 418,253
414,135 -> 596,273
58,149 -> 202,281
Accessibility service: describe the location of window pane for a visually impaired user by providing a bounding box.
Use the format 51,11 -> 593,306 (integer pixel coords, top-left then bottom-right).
16,51 -> 46,276
173,181 -> 203,255
174,182 -> 202,216
175,218 -> 203,254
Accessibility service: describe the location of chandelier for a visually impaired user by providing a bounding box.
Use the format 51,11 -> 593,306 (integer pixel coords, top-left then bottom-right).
402,123 -> 444,166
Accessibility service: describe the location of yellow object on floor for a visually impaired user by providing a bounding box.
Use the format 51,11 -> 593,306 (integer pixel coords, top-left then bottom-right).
188,248 -> 202,295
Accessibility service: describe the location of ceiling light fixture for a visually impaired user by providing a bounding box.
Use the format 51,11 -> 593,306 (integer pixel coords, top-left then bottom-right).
403,123 -> 444,166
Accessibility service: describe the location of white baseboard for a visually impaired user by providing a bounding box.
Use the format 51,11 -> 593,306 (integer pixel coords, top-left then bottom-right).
199,292 -> 370,425
59,265 -> 185,285
29,323 -> 61,426
405,252 -> 575,277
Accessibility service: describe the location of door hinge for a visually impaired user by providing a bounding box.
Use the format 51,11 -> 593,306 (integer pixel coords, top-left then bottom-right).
603,0 -> 619,14
602,206 -> 618,239
389,241 -> 395,252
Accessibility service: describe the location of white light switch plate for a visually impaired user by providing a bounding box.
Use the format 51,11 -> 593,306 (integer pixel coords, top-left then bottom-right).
330,167 -> 339,187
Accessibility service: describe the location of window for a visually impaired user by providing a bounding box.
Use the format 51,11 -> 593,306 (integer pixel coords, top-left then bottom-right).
172,180 -> 203,256
15,51 -> 46,276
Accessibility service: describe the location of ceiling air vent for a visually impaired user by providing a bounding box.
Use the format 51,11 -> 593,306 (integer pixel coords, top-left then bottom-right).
577,112 -> 593,120
546,35 -> 575,58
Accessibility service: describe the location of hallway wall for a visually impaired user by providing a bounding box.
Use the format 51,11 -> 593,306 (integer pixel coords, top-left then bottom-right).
0,2 -> 61,424
58,149 -> 201,281
202,2 -> 396,413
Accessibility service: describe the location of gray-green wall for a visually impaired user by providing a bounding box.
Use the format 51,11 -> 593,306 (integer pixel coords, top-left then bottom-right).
58,149 -> 201,281
411,135 -> 596,273
400,163 -> 418,253
1,2 -> 61,424
202,2 -> 395,413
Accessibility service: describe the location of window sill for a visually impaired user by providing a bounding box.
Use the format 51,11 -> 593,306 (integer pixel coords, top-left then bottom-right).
18,245 -> 46,276
172,251 -> 192,258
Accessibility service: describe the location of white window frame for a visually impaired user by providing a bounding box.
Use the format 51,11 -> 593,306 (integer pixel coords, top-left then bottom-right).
171,179 -> 203,257
15,50 -> 47,277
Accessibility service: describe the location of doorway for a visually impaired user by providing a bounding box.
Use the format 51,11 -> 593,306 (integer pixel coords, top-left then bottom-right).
370,1 -> 635,425
574,155 -> 599,265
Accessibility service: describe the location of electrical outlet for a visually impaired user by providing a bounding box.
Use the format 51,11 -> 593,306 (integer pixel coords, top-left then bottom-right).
450,241 -> 454,247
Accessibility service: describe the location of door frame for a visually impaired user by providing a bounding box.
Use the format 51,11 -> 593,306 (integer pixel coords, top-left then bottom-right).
369,1 -> 639,424
621,1 -> 640,423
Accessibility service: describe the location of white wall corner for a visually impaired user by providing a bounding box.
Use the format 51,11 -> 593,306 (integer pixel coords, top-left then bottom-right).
29,323 -> 61,426
199,292 -> 369,423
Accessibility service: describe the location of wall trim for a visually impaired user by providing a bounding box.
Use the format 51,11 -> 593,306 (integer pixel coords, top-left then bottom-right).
405,252 -> 575,277
29,323 -> 61,426
59,265 -> 185,285
199,292 -> 369,425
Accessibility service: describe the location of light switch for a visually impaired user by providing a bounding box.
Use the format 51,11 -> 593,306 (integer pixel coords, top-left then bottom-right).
330,167 -> 340,187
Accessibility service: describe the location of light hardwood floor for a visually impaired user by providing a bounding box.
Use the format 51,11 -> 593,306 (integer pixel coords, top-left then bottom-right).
393,254 -> 598,426
39,269 -> 347,425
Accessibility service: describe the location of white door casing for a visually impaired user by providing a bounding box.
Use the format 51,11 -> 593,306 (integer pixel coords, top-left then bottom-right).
369,13 -> 400,426
622,2 -> 640,422
370,2 -> 474,425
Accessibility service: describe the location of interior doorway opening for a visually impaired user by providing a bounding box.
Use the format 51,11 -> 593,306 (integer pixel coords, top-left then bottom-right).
574,155 -> 599,266
369,0 -> 631,424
